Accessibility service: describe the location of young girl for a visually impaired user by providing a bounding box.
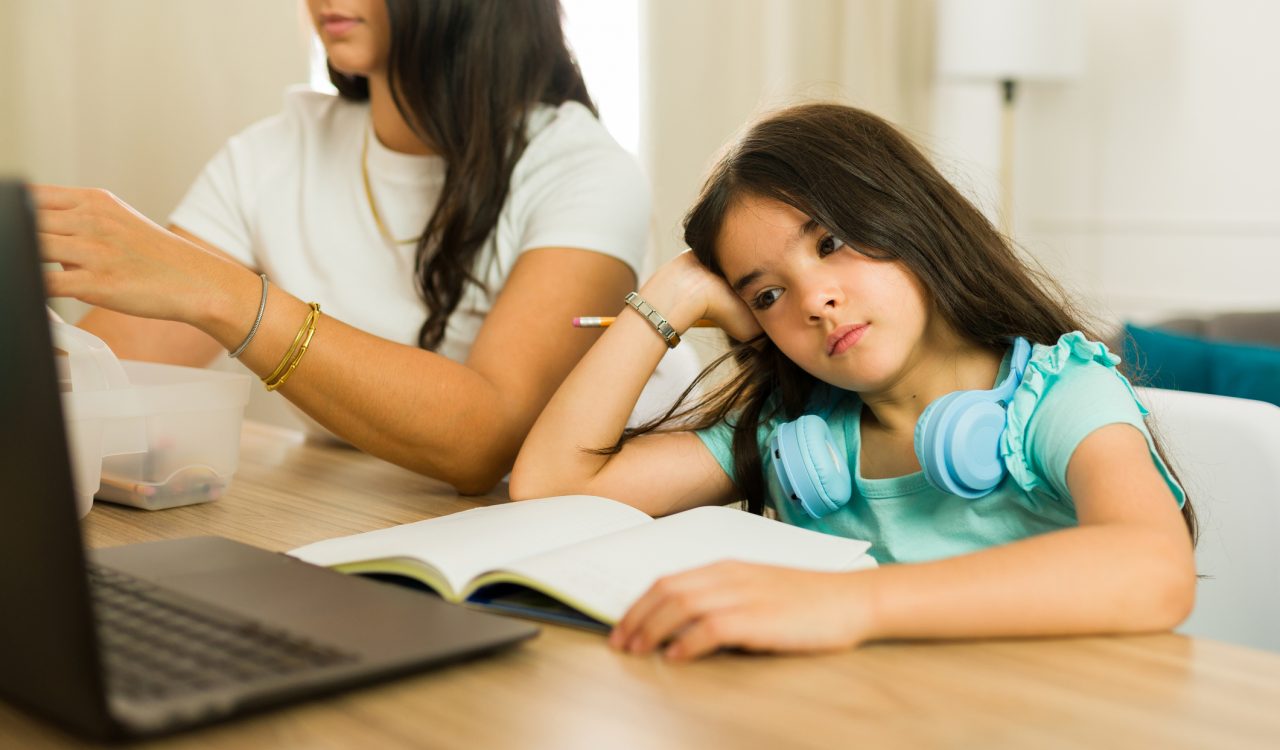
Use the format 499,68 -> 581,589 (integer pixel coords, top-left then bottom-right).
35,0 -> 694,494
510,103 -> 1198,661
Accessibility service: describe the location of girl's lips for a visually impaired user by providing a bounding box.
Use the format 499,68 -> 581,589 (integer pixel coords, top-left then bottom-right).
826,324 -> 869,356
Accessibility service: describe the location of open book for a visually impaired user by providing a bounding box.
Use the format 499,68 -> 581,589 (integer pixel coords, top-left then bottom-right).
289,495 -> 877,631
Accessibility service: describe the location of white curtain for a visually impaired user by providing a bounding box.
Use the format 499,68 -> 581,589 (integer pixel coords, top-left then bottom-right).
641,0 -> 936,264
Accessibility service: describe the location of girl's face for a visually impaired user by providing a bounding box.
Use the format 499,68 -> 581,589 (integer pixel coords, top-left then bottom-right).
307,0 -> 391,78
716,195 -> 937,395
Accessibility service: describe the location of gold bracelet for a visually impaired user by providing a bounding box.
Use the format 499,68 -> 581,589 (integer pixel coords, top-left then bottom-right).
263,303 -> 316,383
264,303 -> 321,391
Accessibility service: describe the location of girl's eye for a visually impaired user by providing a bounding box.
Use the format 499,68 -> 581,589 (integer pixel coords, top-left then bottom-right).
818,234 -> 846,256
752,287 -> 782,310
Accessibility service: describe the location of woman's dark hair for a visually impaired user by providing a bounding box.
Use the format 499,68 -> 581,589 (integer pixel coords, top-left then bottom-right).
330,0 -> 595,350
635,102 -> 1196,544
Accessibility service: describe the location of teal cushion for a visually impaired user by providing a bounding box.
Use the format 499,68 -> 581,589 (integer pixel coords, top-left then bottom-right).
1122,323 -> 1280,406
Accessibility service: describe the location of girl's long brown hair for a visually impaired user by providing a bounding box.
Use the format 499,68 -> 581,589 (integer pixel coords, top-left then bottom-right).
632,103 -> 1196,543
331,0 -> 595,350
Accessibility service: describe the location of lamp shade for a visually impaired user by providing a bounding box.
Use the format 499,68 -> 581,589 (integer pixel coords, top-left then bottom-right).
936,0 -> 1084,81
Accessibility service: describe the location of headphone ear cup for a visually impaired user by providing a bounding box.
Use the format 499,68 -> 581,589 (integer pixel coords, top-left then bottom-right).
915,392 -> 1007,498
914,391 -> 962,493
769,415 -> 851,518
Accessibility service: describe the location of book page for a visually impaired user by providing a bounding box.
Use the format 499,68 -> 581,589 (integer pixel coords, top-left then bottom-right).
288,495 -> 652,598
470,505 -> 876,624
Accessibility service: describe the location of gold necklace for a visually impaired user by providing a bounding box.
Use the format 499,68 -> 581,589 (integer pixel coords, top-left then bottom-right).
361,126 -> 422,246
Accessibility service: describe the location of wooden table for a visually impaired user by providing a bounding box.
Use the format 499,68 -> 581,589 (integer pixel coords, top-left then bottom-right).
3,422 -> 1280,749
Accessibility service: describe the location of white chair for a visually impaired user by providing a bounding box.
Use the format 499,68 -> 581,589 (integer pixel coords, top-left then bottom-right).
1137,387 -> 1280,653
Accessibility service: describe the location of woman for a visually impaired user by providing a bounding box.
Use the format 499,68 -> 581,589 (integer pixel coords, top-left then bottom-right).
36,0 -> 693,494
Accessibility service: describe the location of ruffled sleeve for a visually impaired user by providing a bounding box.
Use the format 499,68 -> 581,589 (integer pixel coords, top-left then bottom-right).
1000,332 -> 1185,508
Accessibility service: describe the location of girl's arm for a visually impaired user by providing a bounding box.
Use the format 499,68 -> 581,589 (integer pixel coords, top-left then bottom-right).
510,251 -> 762,515
36,185 -> 635,494
611,422 -> 1197,660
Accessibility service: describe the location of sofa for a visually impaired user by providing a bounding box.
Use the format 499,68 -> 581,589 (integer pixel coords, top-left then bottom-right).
1111,310 -> 1280,407
1144,310 -> 1280,348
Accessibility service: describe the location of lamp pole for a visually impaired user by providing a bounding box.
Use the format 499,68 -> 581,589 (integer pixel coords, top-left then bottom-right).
1000,78 -> 1017,238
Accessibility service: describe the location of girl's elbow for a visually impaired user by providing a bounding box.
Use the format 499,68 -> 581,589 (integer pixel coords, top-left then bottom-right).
507,468 -> 536,501
1133,552 -> 1198,632
507,464 -> 565,501
1155,563 -> 1198,630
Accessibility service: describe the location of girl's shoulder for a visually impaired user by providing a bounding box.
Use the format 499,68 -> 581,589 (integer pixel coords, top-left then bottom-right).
1018,331 -> 1141,410
1024,331 -> 1128,383
1001,332 -> 1163,498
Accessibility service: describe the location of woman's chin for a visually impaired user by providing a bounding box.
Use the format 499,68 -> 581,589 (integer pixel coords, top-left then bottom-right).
324,52 -> 379,80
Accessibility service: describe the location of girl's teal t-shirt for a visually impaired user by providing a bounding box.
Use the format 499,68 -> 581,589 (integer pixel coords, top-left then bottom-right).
693,332 -> 1185,564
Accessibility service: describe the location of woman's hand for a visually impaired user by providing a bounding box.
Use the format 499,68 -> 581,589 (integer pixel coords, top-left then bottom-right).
638,250 -> 762,342
608,561 -> 878,661
33,184 -> 236,325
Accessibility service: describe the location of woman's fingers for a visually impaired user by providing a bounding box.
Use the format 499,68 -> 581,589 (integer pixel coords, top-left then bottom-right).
37,232 -> 95,266
29,184 -> 89,210
43,266 -> 94,299
36,207 -> 90,237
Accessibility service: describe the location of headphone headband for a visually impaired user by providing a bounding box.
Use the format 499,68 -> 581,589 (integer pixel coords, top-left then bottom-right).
988,337 -> 1033,404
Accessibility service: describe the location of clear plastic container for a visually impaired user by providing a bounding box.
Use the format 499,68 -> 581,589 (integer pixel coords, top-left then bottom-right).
53,319 -> 252,515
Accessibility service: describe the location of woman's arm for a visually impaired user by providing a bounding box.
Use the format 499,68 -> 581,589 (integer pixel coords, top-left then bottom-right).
611,422 -> 1197,660
36,185 -> 637,493
510,251 -> 761,514
75,226 -> 249,367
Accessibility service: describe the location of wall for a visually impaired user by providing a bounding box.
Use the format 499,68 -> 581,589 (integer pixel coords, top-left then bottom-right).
4,0 -> 311,220
1015,0 -> 1280,323
0,3 -> 17,174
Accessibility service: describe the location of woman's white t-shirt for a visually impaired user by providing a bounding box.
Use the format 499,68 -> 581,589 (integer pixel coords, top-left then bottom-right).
171,87 -> 699,428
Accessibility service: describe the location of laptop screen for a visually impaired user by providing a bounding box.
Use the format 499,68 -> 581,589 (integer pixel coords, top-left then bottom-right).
0,180 -> 114,733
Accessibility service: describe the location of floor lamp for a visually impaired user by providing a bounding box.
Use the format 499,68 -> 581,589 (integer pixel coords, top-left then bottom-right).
935,0 -> 1084,237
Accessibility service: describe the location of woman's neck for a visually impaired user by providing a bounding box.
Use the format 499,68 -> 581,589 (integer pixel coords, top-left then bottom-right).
366,75 -> 435,156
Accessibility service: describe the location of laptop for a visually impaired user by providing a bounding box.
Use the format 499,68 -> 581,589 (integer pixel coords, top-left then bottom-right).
0,181 -> 538,740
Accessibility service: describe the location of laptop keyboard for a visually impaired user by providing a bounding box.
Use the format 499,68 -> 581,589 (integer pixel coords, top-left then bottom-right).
89,563 -> 358,701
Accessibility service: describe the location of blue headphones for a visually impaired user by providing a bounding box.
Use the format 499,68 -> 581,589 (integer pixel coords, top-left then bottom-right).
769,337 -> 1033,518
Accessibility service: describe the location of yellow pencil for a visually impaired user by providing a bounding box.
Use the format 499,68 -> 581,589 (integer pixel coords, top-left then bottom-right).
572,317 -> 717,328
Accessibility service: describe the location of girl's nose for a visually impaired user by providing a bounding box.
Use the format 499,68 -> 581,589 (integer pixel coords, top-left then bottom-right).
803,277 -> 843,322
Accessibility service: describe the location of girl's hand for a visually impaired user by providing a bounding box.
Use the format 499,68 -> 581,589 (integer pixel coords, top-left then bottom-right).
33,184 -> 234,325
638,250 -> 762,342
608,561 -> 877,661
